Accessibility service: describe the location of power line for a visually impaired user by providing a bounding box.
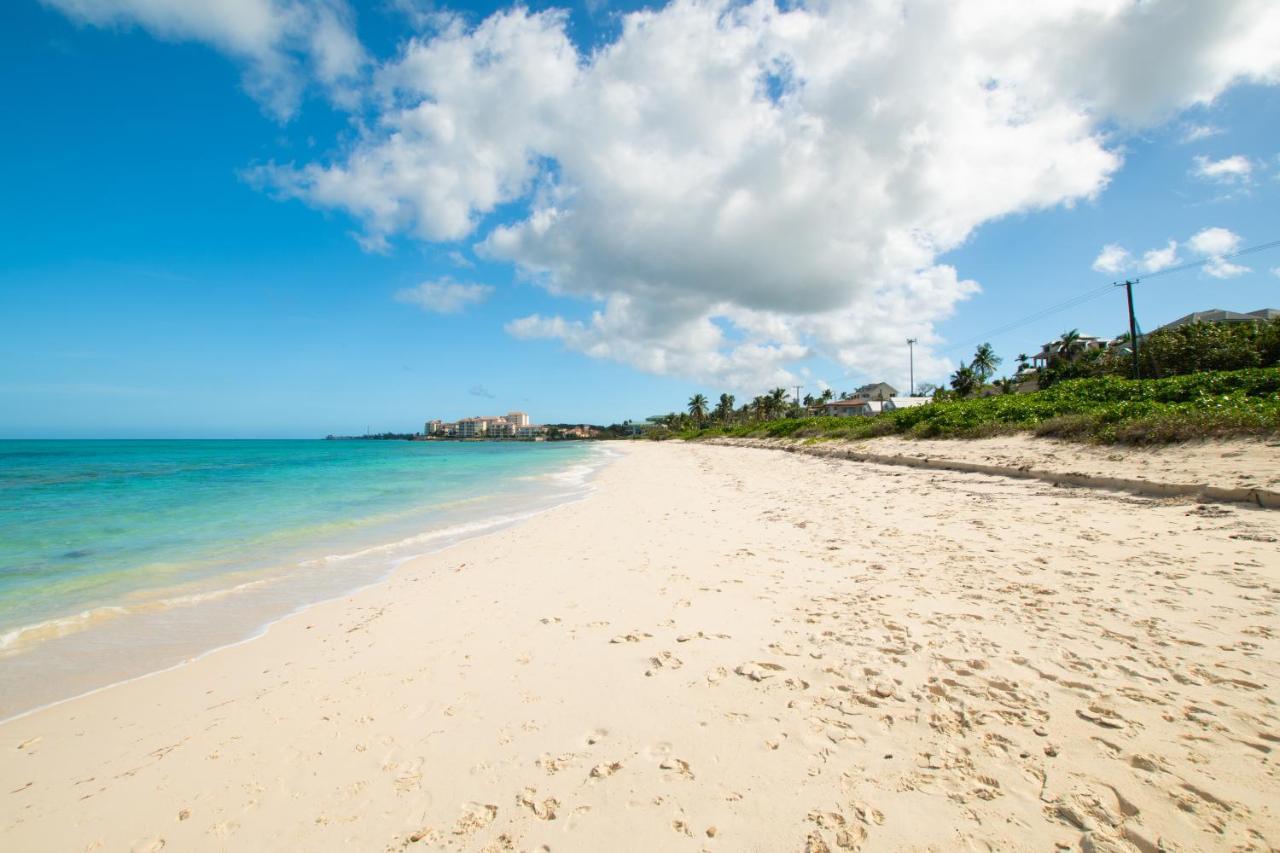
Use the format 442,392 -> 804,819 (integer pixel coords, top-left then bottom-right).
942,235 -> 1280,356
1128,236 -> 1280,283
942,283 -> 1114,355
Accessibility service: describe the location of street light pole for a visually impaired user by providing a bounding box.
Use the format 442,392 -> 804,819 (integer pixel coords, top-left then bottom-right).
906,338 -> 917,396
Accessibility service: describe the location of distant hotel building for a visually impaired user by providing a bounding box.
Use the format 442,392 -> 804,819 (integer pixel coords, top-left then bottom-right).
424,412 -> 545,439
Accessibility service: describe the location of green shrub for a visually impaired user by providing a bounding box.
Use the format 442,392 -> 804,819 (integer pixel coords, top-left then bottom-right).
682,368 -> 1280,445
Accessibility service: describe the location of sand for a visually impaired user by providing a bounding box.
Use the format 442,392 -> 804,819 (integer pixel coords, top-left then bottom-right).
2,441 -> 1278,851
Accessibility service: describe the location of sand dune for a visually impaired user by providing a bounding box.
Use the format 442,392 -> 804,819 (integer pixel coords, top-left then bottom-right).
2,442 -> 1277,851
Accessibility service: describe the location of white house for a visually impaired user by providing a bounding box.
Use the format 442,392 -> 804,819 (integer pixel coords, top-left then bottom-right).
823,399 -> 883,417
1031,334 -> 1108,368
883,396 -> 930,411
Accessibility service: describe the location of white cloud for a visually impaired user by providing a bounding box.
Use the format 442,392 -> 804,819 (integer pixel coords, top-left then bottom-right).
1272,267 -> 1280,278
1193,154 -> 1253,183
1189,227 -> 1250,278
42,0 -> 365,118
1141,240 -> 1180,272
1092,243 -> 1132,274
1204,257 -> 1250,278
1181,123 -> 1222,142
256,0 -> 1280,390
1188,226 -> 1243,256
394,279 -> 493,313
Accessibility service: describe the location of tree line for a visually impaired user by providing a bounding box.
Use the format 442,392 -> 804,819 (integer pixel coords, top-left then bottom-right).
661,318 -> 1280,431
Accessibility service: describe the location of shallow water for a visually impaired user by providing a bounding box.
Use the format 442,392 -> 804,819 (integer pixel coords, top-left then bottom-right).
0,439 -> 610,719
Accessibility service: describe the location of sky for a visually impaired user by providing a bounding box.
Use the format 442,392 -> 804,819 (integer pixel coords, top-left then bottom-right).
1,0 -> 1278,438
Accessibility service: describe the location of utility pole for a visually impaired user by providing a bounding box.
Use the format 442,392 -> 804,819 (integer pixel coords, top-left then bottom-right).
1120,280 -> 1140,380
906,338 -> 917,396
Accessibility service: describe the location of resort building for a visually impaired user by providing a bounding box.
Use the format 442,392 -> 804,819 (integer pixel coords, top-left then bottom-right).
423,412 -> 547,440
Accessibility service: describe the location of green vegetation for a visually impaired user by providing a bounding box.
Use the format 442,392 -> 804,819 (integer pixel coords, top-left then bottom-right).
1038,319 -> 1280,386
677,369 -> 1280,445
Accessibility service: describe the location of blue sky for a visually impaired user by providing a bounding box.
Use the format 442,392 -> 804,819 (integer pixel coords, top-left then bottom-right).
2,0 -> 1277,438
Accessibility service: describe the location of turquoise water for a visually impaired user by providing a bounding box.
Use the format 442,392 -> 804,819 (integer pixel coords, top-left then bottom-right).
0,439 -> 608,718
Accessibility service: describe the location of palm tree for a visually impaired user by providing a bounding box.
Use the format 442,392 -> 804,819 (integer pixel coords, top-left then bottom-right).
819,388 -> 834,404
1056,329 -> 1082,361
714,393 -> 735,422
751,395 -> 768,420
767,387 -> 789,419
1015,353 -> 1030,373
971,342 -> 1001,382
687,393 -> 708,424
950,364 -> 979,397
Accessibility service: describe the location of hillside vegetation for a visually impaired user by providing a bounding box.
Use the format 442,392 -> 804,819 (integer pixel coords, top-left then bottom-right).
680,369 -> 1280,444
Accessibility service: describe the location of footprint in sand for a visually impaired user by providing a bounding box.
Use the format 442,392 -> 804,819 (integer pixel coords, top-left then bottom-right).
589,761 -> 622,779
735,661 -> 786,682
610,631 -> 653,644
659,758 -> 695,780
451,803 -> 498,836
645,651 -> 684,676
516,787 -> 559,820
536,752 -> 577,775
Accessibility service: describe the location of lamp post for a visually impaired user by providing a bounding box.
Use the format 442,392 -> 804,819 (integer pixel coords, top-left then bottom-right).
906,338 -> 917,396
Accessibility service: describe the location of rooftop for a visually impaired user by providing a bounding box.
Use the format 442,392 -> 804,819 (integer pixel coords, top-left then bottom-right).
1155,308 -> 1279,331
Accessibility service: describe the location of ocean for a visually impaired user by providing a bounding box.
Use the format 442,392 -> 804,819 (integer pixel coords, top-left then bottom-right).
0,439 -> 610,720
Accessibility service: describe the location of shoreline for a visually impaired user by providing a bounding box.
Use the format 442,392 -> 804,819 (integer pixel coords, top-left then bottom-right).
3,441 -> 1276,851
0,443 -> 617,722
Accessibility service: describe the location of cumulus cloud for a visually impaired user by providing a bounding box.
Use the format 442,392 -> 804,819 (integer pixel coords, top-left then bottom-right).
1092,244 -> 1132,274
1188,226 -> 1242,256
253,0 -> 1280,390
1193,154 -> 1253,183
43,0 -> 365,117
1189,227 -> 1250,278
394,279 -> 493,313
1093,239 -> 1182,275
1092,228 -> 1255,279
1141,240 -> 1181,272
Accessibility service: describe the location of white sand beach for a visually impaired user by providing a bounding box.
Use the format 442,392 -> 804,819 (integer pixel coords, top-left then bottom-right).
3,440 -> 1278,852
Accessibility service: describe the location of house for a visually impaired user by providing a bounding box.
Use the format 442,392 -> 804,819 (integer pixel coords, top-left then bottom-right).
1152,308 -> 1279,333
823,399 -> 882,417
883,396 -> 930,411
853,382 -> 898,401
1030,334 -> 1108,368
